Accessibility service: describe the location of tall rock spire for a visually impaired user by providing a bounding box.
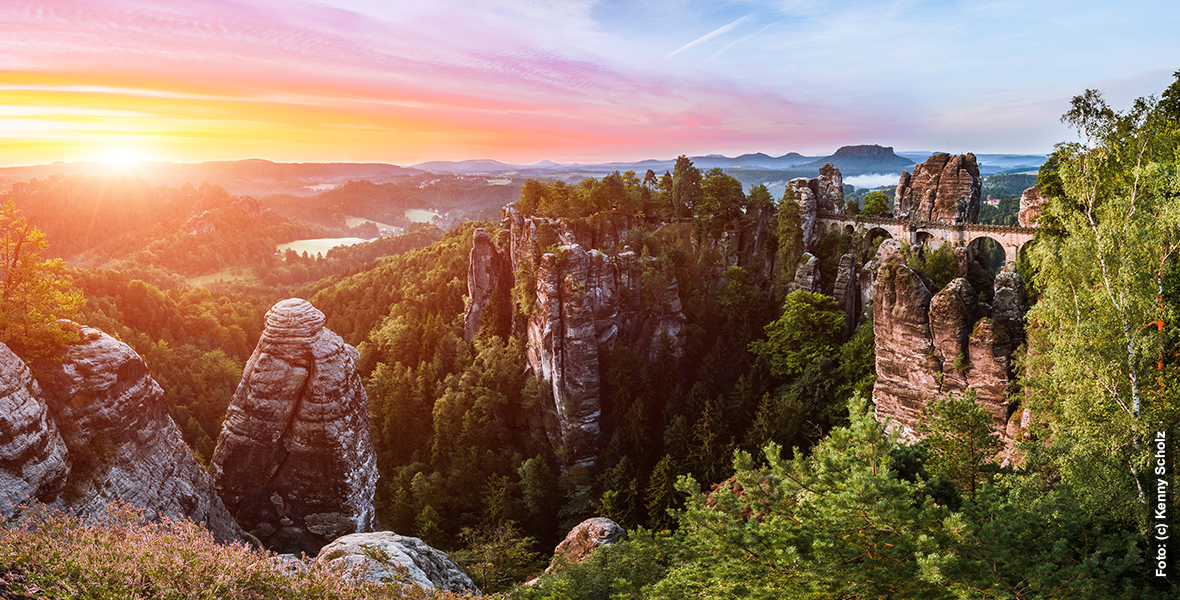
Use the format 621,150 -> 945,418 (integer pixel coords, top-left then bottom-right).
211,298 -> 377,555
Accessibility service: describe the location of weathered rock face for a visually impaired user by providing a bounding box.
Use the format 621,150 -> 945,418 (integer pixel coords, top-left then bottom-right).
463,228 -> 512,341
0,344 -> 69,517
1019,185 -> 1049,228
546,517 -> 627,573
872,249 -> 1028,443
788,178 -> 819,253
316,532 -> 480,594
8,328 -> 244,543
833,253 -> 860,338
816,163 -> 845,215
502,204 -> 693,465
186,210 -> 216,235
210,298 -> 377,555
894,153 -> 981,224
788,253 -> 821,294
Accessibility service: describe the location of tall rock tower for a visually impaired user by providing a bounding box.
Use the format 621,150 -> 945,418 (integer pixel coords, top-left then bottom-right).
211,298 -> 377,555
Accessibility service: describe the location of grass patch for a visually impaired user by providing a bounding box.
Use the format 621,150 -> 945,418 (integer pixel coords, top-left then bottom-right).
0,502 -> 473,600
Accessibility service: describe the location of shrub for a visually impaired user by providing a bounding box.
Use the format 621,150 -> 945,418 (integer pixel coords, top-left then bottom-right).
0,501 -> 473,600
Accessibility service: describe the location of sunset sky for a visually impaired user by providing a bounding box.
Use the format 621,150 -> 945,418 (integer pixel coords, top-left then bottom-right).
2,0 -> 1178,167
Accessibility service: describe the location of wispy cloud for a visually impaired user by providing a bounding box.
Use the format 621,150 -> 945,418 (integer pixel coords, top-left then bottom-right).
657,14 -> 755,65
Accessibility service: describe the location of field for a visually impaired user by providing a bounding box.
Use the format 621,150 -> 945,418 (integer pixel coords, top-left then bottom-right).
404,208 -> 440,223
343,215 -> 399,230
184,266 -> 260,287
277,237 -> 370,256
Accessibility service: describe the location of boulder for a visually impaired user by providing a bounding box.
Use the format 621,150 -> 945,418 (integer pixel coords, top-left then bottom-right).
27,326 -> 244,543
0,343 -> 69,517
546,517 -> 627,573
316,531 -> 480,594
210,298 -> 377,555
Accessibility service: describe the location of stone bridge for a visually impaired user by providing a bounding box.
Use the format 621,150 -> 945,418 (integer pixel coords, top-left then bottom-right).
815,212 -> 1037,266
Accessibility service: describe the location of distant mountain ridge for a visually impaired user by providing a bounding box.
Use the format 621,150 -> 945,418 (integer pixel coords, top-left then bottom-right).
799,145 -> 915,172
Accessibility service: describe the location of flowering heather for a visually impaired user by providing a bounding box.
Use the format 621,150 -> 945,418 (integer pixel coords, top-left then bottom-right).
0,502 -> 478,600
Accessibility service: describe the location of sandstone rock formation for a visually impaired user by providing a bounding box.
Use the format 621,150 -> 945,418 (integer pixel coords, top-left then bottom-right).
816,163 -> 845,215
894,153 -> 981,224
788,178 -> 819,253
546,517 -> 627,573
1019,185 -> 1049,228
871,241 -> 1028,443
185,210 -> 216,235
787,253 -> 821,294
316,531 -> 480,593
501,205 -> 692,465
0,343 -> 69,517
0,327 -> 245,543
833,253 -> 860,338
210,298 -> 378,555
463,228 -> 512,341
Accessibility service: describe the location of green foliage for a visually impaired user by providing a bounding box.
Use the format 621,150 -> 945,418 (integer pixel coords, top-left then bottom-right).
905,242 -> 958,289
862,189 -> 891,217
512,529 -> 671,600
916,390 -> 1002,500
1023,78 -> 1180,526
748,290 -> 843,378
775,189 -> 804,284
453,521 -> 544,593
0,200 -> 85,357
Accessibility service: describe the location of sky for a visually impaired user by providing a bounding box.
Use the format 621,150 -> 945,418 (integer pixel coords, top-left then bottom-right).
1,0 -> 1178,167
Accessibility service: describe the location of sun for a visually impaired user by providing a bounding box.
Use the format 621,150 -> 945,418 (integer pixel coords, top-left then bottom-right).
91,144 -> 150,166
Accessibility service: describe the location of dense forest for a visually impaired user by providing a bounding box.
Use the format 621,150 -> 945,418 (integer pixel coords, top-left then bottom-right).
1,74 -> 1179,599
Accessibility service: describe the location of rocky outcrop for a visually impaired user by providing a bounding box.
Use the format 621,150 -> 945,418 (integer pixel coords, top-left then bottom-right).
0,344 -> 69,517
788,253 -> 821,294
894,153 -> 981,224
816,163 -> 845,215
788,178 -> 819,253
210,298 -> 377,555
186,210 -> 216,235
315,532 -> 480,594
464,228 -> 512,341
0,327 -> 245,543
871,242 -> 1027,443
1019,185 -> 1049,228
502,203 -> 692,465
546,517 -> 627,573
833,253 -> 860,338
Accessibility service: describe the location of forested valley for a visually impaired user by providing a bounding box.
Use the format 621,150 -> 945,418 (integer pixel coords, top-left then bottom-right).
1,75 -> 1179,599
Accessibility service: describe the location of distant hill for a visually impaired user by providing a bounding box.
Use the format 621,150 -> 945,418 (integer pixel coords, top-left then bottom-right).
799,145 -> 915,173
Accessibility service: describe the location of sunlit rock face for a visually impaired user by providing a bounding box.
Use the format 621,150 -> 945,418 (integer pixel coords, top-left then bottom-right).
894,153 -> 981,224
463,228 -> 512,342
1019,185 -> 1049,228
0,343 -> 69,517
16,327 -> 244,543
871,241 -> 1029,447
546,517 -> 627,573
210,298 -> 377,555
316,532 -> 480,594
